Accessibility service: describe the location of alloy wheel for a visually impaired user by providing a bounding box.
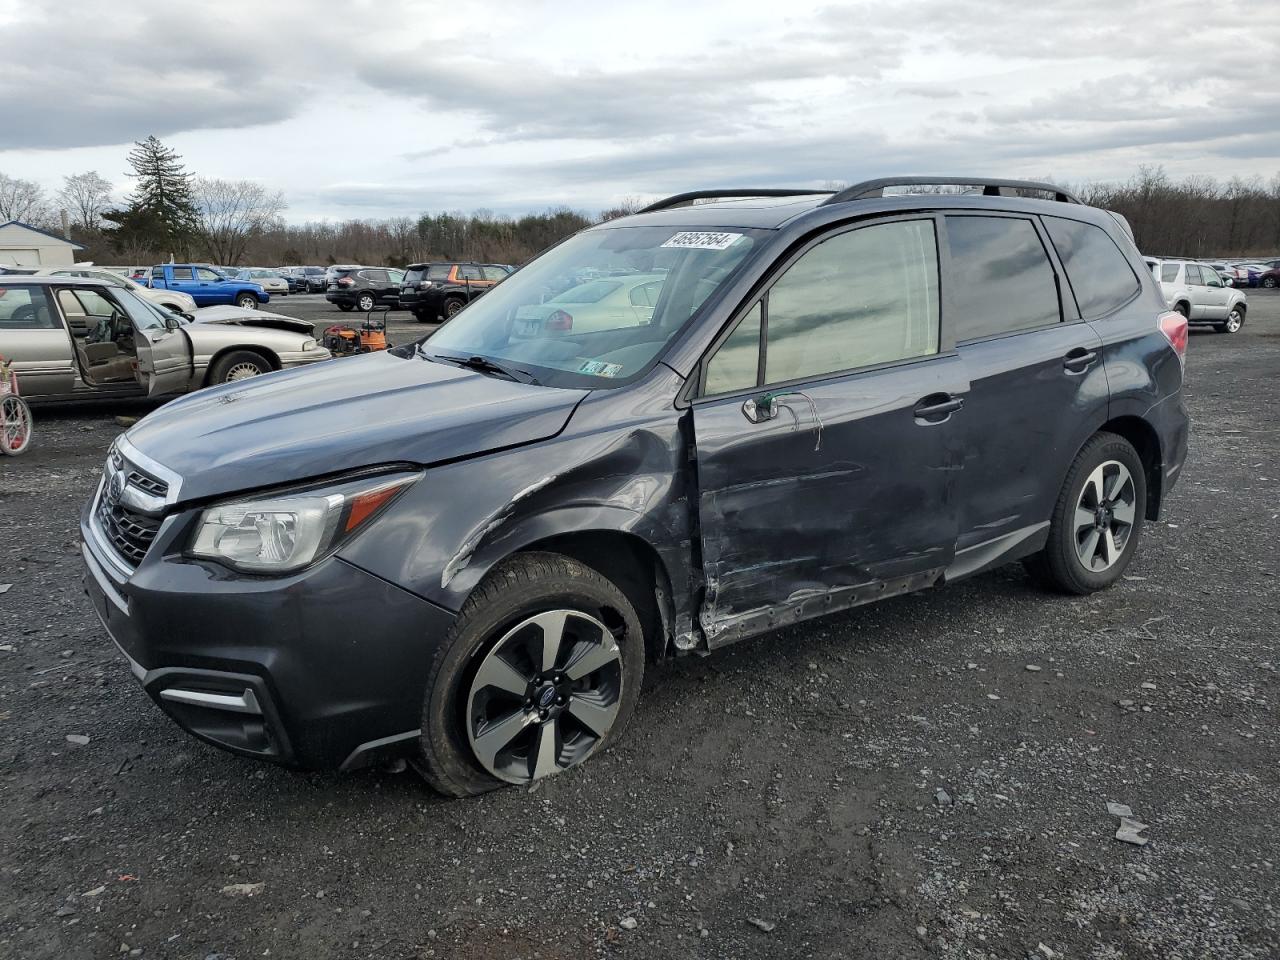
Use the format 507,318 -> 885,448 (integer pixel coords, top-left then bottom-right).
1074,460 -> 1136,572
224,362 -> 264,382
1225,309 -> 1243,333
358,294 -> 375,311
465,609 -> 623,784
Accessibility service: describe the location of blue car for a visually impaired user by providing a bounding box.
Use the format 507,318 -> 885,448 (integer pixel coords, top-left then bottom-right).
147,264 -> 268,308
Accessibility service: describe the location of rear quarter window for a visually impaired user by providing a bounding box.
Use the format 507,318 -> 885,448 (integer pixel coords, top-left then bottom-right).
1161,264 -> 1180,283
1043,216 -> 1141,318
427,265 -> 452,281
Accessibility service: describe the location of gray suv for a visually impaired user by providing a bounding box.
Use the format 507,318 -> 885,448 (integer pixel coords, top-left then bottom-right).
82,177 -> 1190,796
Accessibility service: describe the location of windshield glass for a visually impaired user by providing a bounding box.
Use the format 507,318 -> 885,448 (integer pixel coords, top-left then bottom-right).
421,225 -> 764,387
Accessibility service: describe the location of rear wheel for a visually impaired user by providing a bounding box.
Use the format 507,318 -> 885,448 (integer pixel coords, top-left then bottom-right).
1024,432 -> 1146,594
209,350 -> 271,385
357,292 -> 375,311
418,552 -> 645,797
1263,276 -> 1277,288
444,296 -> 466,318
337,303 -> 354,312
235,294 -> 258,310
1173,302 -> 1189,319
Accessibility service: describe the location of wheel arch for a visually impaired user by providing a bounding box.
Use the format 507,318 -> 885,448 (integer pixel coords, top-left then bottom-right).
204,344 -> 281,385
1097,415 -> 1163,520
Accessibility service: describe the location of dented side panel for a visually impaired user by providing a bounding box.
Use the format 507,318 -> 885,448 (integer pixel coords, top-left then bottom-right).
690,354 -> 968,646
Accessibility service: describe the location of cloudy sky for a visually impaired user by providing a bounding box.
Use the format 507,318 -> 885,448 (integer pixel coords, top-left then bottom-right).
1,0 -> 1277,223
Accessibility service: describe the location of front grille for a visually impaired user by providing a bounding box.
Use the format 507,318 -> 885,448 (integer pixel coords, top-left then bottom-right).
96,498 -> 161,566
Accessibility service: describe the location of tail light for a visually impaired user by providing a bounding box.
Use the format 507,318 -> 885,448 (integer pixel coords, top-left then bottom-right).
418,280 -> 434,289
1158,310 -> 1187,364
546,310 -> 573,331
337,276 -> 354,287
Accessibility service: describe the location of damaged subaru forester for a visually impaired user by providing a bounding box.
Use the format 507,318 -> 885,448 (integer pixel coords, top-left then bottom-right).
82,178 -> 1189,796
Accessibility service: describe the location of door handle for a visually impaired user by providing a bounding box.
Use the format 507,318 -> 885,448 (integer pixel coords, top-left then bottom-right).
913,393 -> 963,423
1063,347 -> 1098,373
742,395 -> 778,423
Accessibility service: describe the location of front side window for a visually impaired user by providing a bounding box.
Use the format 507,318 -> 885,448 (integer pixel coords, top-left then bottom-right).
422,225 -> 764,388
196,268 -> 221,281
1043,216 -> 1140,318
1161,263 -> 1180,283
947,216 -> 1060,340
481,265 -> 509,282
705,301 -> 762,395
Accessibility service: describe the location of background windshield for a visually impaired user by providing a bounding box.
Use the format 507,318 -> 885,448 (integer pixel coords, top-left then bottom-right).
425,225 -> 764,387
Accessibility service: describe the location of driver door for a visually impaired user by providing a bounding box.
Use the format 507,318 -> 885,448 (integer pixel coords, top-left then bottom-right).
107,287 -> 193,397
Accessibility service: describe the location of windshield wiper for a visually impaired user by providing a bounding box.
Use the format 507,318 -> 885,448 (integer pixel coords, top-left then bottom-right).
430,352 -> 540,385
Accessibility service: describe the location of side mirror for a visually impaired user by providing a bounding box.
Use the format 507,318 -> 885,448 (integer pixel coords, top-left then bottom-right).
164,315 -> 181,331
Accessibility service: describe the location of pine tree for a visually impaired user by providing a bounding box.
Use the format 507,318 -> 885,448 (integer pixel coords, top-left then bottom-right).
123,135 -> 198,253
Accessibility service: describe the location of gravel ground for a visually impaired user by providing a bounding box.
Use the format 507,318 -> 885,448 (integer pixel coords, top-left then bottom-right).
1,292 -> 1277,960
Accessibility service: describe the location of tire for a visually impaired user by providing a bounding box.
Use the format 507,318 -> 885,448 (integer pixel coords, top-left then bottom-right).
1,395 -> 33,455
418,552 -> 645,798
337,303 -> 354,312
413,310 -> 430,324
1024,432 -> 1147,595
208,350 -> 272,385
1263,276 -> 1277,289
357,292 -> 375,312
235,294 -> 258,310
443,297 -> 465,318
1217,305 -> 1245,334
1173,302 -> 1189,319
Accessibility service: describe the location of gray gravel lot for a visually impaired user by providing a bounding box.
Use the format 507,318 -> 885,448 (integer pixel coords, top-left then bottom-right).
1,292 -> 1277,960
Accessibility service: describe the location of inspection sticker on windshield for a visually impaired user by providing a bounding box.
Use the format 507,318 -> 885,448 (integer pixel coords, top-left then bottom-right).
661,231 -> 743,251
579,360 -> 623,377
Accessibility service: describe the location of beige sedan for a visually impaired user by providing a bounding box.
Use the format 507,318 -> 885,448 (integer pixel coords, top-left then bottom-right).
0,276 -> 330,402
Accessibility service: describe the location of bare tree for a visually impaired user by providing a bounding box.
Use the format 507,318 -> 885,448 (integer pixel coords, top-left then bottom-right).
57,171 -> 114,232
0,173 -> 51,226
192,178 -> 287,265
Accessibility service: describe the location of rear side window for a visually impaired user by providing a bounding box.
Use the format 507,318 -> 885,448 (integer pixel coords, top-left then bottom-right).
458,265 -> 483,281
1185,265 -> 1204,285
1043,216 -> 1140,318
1161,263 -> 1180,283
171,267 -> 194,280
947,216 -> 1060,340
0,286 -> 57,329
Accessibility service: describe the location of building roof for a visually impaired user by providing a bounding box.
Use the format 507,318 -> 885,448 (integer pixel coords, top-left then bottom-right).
0,220 -> 87,250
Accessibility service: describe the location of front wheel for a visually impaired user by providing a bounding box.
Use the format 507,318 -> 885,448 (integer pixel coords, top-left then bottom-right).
1217,306 -> 1245,334
1,395 -> 33,455
418,552 -> 645,797
1024,432 -> 1146,594
208,350 -> 272,385
235,294 -> 258,310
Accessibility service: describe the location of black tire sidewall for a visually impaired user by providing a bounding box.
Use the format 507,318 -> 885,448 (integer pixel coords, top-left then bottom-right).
444,298 -> 464,317
419,553 -> 645,797
1039,433 -> 1147,594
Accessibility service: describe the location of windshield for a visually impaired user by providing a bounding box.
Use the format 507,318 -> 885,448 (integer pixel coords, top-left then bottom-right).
421,225 -> 764,388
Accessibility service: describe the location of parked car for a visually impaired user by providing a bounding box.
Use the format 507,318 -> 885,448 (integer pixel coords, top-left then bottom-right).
1226,262 -> 1267,287
0,276 -> 329,402
275,267 -> 306,293
325,266 -> 406,312
400,261 -> 515,322
1147,258 -> 1248,332
512,273 -> 664,335
31,266 -> 199,316
80,176 -> 1188,793
233,268 -> 290,296
1259,267 -> 1280,289
290,265 -> 327,293
147,264 -> 269,309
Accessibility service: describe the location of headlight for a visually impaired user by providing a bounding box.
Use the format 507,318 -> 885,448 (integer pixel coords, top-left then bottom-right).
301,338 -> 318,351
188,472 -> 418,574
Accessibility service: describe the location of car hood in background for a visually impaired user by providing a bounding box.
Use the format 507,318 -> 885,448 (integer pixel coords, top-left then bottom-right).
123,350 -> 589,502
188,306 -> 315,335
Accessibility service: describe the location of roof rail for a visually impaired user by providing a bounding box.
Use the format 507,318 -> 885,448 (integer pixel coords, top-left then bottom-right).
637,188 -> 832,214
822,177 -> 1081,206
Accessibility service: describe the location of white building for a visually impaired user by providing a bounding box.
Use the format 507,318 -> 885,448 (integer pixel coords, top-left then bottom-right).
0,220 -> 86,267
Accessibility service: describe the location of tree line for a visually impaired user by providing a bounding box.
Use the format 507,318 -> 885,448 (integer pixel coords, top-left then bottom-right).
3,138 -> 1279,269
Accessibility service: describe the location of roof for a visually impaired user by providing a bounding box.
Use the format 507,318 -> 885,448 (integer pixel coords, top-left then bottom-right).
0,220 -> 87,250
0,275 -> 108,286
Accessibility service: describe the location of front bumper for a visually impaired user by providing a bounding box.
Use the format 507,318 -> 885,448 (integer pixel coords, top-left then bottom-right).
278,348 -> 333,369
80,496 -> 456,770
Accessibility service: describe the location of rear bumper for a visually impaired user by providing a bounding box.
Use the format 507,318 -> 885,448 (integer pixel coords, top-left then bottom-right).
1151,390 -> 1190,509
80,501 -> 456,771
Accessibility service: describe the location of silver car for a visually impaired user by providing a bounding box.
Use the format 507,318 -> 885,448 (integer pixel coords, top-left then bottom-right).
233,268 -> 290,296
1144,258 -> 1248,333
0,276 -> 330,401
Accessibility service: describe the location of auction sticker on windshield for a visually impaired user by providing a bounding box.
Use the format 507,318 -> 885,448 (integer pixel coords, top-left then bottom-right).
661,231 -> 744,251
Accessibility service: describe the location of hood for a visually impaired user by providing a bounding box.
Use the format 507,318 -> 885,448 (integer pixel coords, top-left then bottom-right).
188,306 -> 315,334
125,350 -> 589,502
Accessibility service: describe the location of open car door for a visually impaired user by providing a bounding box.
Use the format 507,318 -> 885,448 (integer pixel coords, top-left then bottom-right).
107,287 -> 193,397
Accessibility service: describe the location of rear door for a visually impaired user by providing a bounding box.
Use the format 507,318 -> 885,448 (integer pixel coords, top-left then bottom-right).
945,213 -> 1108,568
691,215 -> 966,645
0,284 -> 76,397
457,263 -> 484,300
